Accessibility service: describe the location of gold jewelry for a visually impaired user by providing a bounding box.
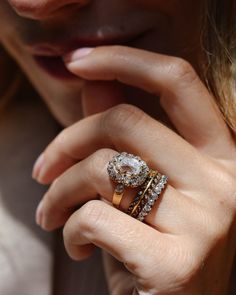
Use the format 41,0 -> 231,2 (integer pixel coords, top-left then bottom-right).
127,170 -> 160,217
112,184 -> 125,208
107,152 -> 168,216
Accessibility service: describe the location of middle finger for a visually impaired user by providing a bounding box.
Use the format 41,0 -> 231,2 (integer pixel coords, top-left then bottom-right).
33,104 -> 207,189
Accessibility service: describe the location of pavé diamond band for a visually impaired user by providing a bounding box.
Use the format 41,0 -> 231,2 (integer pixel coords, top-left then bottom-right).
135,174 -> 168,221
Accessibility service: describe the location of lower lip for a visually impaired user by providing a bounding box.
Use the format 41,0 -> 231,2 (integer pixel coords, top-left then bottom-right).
34,55 -> 78,80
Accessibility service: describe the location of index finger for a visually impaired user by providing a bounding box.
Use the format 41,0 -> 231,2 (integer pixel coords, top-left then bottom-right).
65,46 -> 233,156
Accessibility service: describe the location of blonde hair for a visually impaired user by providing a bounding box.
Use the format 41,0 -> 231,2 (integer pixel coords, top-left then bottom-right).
201,0 -> 236,133
0,0 -> 236,132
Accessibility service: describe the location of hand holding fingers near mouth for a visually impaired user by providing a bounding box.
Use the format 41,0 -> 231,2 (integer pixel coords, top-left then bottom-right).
33,47 -> 236,294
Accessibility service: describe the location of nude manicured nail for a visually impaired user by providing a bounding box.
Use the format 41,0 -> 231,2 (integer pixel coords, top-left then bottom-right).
35,200 -> 44,226
32,153 -> 44,180
64,47 -> 94,63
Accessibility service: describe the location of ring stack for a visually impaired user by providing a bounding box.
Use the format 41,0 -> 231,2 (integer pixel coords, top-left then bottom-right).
107,152 -> 168,220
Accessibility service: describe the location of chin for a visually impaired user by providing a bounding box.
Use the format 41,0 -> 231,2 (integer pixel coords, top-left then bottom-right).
24,61 -> 84,127
39,90 -> 84,127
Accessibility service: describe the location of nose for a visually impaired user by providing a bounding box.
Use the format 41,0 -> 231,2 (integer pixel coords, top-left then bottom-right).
9,0 -> 90,20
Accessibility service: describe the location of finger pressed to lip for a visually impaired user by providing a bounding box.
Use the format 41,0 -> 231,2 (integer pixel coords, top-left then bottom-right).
64,45 -> 233,158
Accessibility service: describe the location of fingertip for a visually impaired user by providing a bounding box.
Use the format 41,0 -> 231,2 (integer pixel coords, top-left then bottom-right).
32,153 -> 45,180
63,47 -> 94,64
32,153 -> 53,184
35,200 -> 44,226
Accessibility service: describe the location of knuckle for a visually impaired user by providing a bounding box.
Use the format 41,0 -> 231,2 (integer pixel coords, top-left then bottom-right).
78,200 -> 108,235
168,57 -> 198,85
101,103 -> 145,139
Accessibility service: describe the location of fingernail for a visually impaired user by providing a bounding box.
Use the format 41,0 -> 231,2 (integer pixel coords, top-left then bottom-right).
32,153 -> 44,180
36,200 -> 44,226
64,47 -> 94,64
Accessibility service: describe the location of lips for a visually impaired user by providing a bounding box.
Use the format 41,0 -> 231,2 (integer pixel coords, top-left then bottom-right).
29,30 -> 149,80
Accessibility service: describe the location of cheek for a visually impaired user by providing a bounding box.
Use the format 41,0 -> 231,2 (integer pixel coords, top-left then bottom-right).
0,1 -> 24,36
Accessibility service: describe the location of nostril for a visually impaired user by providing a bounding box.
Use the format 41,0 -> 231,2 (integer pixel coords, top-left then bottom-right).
9,0 -> 50,18
9,0 -> 36,16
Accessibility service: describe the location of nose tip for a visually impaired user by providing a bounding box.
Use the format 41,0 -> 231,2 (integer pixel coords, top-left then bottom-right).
9,0 -> 90,20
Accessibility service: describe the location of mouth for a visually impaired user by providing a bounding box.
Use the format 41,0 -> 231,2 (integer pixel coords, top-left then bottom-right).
30,30 -> 150,80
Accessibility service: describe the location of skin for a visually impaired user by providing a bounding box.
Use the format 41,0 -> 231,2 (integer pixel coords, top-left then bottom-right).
0,0 -> 202,125
0,0 -> 236,294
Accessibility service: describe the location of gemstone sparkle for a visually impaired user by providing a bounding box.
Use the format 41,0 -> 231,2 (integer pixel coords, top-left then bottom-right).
107,152 -> 149,187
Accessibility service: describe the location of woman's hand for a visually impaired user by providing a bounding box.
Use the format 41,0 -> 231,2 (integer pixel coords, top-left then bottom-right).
32,46 -> 236,294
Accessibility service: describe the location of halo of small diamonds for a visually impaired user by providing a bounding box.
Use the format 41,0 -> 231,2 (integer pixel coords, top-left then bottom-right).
107,152 -> 150,187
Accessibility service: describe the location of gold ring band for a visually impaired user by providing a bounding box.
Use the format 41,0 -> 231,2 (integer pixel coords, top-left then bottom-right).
112,184 -> 125,208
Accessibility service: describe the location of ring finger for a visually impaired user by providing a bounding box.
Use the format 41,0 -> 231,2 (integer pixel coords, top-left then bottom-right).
37,148 -> 200,237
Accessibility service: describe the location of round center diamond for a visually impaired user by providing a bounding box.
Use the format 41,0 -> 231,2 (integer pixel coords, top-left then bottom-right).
107,152 -> 149,187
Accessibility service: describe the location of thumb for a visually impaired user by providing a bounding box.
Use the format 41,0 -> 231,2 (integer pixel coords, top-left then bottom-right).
81,81 -> 126,117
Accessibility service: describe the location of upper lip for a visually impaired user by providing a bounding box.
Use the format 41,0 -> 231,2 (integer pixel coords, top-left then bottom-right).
25,30 -> 148,57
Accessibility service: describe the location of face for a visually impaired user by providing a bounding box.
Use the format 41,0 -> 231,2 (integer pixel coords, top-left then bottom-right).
0,0 -> 201,125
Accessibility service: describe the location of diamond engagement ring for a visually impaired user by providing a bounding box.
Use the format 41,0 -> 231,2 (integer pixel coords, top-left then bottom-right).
107,152 -> 150,208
